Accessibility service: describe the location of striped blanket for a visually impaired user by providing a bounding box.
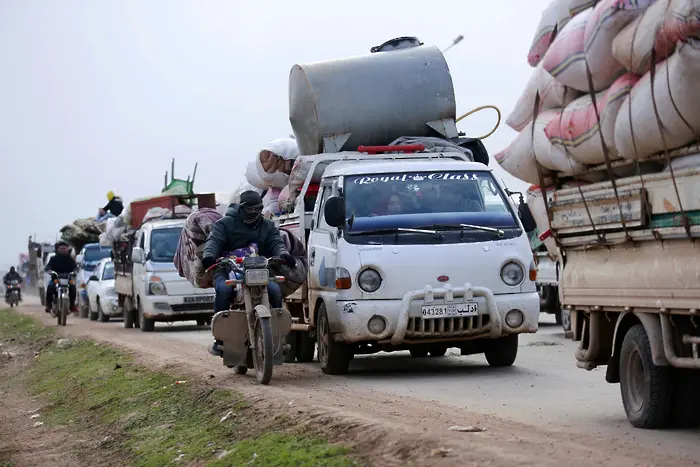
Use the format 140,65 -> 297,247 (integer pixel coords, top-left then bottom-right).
174,208 -> 222,288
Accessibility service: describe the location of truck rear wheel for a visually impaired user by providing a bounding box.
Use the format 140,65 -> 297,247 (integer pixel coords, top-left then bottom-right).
671,369 -> 700,428
123,297 -> 134,329
297,331 -> 316,363
484,334 -> 518,367
317,304 -> 351,375
619,324 -> 674,428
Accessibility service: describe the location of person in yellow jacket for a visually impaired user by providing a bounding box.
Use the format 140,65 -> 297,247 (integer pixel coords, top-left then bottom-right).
97,191 -> 124,221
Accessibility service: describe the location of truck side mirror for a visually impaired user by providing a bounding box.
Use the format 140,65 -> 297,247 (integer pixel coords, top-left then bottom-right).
324,196 -> 346,228
131,247 -> 145,264
518,201 -> 537,233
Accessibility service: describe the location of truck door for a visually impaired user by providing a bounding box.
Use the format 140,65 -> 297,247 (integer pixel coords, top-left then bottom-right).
307,182 -> 338,307
133,230 -> 147,298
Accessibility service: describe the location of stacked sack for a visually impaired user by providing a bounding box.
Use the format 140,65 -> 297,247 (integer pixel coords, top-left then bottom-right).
173,208 -> 223,288
498,0 -> 700,187
60,218 -> 107,253
244,138 -> 300,217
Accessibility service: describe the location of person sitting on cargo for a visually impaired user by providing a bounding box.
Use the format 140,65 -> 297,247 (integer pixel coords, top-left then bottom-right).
97,191 -> 124,221
201,190 -> 296,315
44,242 -> 78,314
3,266 -> 23,301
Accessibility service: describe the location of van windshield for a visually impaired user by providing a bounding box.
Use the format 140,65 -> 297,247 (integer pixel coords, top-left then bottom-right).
150,227 -> 182,263
343,171 -> 518,240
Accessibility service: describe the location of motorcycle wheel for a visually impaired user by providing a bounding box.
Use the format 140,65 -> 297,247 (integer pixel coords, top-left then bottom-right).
61,298 -> 68,326
253,316 -> 274,385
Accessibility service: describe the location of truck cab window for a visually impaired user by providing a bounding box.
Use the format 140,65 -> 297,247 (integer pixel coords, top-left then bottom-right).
316,186 -> 333,231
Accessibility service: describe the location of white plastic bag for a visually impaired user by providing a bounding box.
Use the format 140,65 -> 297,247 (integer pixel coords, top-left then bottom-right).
262,187 -> 281,217
615,39 -> 700,161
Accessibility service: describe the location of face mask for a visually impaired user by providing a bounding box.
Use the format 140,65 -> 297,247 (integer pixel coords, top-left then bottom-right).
242,205 -> 263,225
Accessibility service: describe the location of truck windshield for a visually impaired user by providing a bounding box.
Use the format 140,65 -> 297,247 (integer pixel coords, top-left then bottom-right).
150,227 -> 182,263
102,262 -> 115,280
343,171 -> 519,240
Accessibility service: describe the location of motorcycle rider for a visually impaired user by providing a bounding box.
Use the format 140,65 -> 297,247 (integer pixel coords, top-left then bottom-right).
3,266 -> 23,302
202,191 -> 295,356
44,242 -> 78,314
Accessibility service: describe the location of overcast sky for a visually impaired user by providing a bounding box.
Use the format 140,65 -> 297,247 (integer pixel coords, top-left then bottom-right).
0,0 -> 546,268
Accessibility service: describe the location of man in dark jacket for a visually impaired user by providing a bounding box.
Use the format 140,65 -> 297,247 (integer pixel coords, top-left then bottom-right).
98,191 -> 124,221
3,266 -> 23,301
45,242 -> 78,313
202,190 -> 295,314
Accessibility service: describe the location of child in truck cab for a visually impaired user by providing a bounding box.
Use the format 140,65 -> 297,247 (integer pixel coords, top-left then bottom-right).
44,242 -> 78,313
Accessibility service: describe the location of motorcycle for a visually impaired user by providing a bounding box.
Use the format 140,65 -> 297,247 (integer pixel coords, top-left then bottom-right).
50,272 -> 76,327
5,280 -> 21,307
208,256 -> 292,385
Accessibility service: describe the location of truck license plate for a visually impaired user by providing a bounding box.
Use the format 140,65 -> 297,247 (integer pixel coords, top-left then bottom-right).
183,295 -> 215,304
421,302 -> 478,319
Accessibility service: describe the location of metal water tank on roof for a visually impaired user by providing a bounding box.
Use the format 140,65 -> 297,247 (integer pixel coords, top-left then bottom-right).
289,45 -> 458,156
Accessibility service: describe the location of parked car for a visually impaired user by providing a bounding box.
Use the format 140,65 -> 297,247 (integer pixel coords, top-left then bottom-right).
87,258 -> 119,322
76,244 -> 112,318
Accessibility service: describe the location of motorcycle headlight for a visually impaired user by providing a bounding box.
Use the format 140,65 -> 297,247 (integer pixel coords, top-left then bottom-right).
149,281 -> 167,295
245,269 -> 269,286
358,269 -> 382,293
500,261 -> 525,287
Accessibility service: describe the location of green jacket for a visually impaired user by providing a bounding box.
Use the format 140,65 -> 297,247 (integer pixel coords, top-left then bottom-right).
203,204 -> 287,260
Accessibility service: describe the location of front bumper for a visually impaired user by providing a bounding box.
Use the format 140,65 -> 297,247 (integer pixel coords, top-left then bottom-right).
141,294 -> 216,319
330,283 -> 539,344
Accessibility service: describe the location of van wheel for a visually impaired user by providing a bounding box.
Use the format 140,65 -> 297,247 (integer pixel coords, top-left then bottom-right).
555,309 -> 563,325
619,324 -> 674,428
139,302 -> 155,332
485,334 -> 518,367
317,304 -> 351,375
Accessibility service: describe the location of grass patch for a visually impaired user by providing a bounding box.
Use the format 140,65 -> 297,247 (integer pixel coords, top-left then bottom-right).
0,309 -> 357,466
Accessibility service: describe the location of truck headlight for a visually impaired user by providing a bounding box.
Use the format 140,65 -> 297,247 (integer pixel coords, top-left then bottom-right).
358,268 -> 382,293
149,281 -> 167,295
500,261 -> 524,287
245,269 -> 269,286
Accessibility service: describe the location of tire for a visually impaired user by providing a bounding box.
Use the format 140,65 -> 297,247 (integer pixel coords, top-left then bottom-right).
429,346 -> 448,357
79,297 -> 89,319
671,369 -> 700,428
97,300 -> 109,322
485,334 -> 518,367
139,302 -> 155,332
39,288 -> 45,306
196,318 -> 207,326
89,302 -> 98,321
555,308 -> 563,325
297,331 -> 316,363
123,301 -> 134,329
60,296 -> 68,326
561,308 -> 572,333
409,348 -> 429,358
253,316 -> 274,385
284,332 -> 298,363
317,304 -> 352,375
619,324 -> 674,429
233,366 -> 248,375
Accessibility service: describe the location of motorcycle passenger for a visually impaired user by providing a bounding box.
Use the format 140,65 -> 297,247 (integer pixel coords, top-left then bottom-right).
202,190 -> 296,314
44,242 -> 78,314
3,267 -> 23,302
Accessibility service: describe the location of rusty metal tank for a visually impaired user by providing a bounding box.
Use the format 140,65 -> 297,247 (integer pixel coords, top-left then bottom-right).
289,45 -> 458,156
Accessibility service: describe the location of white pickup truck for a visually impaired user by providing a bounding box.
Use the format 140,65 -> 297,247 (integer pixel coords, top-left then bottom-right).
275,150 -> 540,374
113,218 -> 215,332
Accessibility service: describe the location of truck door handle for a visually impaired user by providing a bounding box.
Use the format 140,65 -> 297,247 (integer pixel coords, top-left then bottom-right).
309,248 -> 315,266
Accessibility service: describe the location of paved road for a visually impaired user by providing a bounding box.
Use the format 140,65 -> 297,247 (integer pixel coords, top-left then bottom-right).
30,300 -> 700,460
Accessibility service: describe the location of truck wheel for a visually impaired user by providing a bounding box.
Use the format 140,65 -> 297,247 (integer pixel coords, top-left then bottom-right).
97,300 -> 109,322
619,324 -> 674,428
139,302 -> 155,332
297,331 -> 316,363
79,298 -> 89,319
317,304 -> 351,375
485,334 -> 518,367
561,309 -> 571,333
555,308 -> 563,325
196,318 -> 207,327
123,305 -> 134,329
409,348 -> 428,358
429,346 -> 448,357
671,369 -> 700,428
283,332 -> 298,363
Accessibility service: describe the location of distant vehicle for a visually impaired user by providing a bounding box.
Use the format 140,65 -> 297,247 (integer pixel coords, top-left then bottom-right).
86,258 -> 119,322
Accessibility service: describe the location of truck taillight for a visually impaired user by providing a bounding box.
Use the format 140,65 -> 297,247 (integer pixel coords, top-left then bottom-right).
357,144 -> 425,154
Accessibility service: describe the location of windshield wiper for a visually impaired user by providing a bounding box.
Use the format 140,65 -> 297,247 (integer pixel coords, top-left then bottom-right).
418,224 -> 505,238
349,227 -> 440,237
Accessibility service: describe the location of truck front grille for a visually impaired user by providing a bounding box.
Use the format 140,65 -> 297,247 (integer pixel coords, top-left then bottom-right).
405,314 -> 491,339
170,303 -> 214,312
